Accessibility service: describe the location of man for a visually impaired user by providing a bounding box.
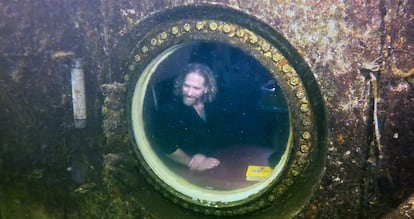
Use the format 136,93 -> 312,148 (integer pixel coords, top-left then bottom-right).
155,63 -> 221,171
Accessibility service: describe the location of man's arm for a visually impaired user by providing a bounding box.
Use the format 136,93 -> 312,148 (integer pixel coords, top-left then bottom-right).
167,148 -> 192,166
167,148 -> 220,171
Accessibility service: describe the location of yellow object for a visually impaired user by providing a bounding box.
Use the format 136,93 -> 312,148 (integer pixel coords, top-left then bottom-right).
246,165 -> 273,181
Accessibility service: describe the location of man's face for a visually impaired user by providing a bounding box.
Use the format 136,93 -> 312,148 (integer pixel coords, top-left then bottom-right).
182,72 -> 208,106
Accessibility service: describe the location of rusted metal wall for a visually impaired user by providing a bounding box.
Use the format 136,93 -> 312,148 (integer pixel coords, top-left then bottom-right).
0,0 -> 413,218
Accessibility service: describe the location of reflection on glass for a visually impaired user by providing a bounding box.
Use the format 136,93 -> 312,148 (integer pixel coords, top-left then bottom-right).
142,42 -> 289,191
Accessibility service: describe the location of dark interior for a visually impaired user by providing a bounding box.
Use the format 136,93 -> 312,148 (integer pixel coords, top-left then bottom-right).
142,42 -> 290,190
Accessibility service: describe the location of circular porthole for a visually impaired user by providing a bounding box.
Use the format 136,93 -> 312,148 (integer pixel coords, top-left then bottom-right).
126,5 -> 327,217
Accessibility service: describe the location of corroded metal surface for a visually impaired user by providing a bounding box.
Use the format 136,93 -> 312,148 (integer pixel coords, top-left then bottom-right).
0,0 -> 413,218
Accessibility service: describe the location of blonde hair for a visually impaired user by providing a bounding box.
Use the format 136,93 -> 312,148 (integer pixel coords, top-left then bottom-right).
173,63 -> 217,103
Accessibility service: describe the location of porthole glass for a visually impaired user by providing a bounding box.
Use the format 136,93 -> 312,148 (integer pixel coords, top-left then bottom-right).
141,41 -> 290,192
131,41 -> 292,204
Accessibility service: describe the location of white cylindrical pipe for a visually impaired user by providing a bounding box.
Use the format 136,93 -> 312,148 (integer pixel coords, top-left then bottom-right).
71,58 -> 87,128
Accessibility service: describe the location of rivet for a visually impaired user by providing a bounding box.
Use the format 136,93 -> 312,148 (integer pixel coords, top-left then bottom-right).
291,169 -> 300,176
282,64 -> 292,73
223,24 -> 231,33
276,185 -> 287,194
303,117 -> 311,126
284,178 -> 293,186
141,46 -> 148,53
150,38 -> 157,46
290,77 -> 299,86
196,21 -> 204,30
209,22 -> 218,31
134,54 -> 141,62
302,131 -> 311,140
236,28 -> 245,37
171,26 -> 179,35
249,34 -> 258,44
300,103 -> 309,112
183,23 -> 191,32
258,200 -> 265,207
128,64 -> 135,71
296,90 -> 305,99
272,53 -> 282,62
300,144 -> 309,153
261,42 -> 270,52
160,32 -> 168,40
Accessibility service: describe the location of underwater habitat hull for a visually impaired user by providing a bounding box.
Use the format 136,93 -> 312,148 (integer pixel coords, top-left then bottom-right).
0,0 -> 413,218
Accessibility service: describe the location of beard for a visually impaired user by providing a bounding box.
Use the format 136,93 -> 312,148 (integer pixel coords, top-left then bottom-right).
182,96 -> 197,106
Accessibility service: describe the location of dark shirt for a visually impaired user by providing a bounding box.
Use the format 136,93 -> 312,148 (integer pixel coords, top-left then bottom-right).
152,98 -> 224,156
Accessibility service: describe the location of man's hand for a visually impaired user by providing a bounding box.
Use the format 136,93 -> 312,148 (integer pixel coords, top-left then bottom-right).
188,154 -> 206,170
189,154 -> 220,171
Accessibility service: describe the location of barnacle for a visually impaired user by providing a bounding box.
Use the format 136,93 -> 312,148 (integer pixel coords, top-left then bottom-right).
360,56 -> 382,73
